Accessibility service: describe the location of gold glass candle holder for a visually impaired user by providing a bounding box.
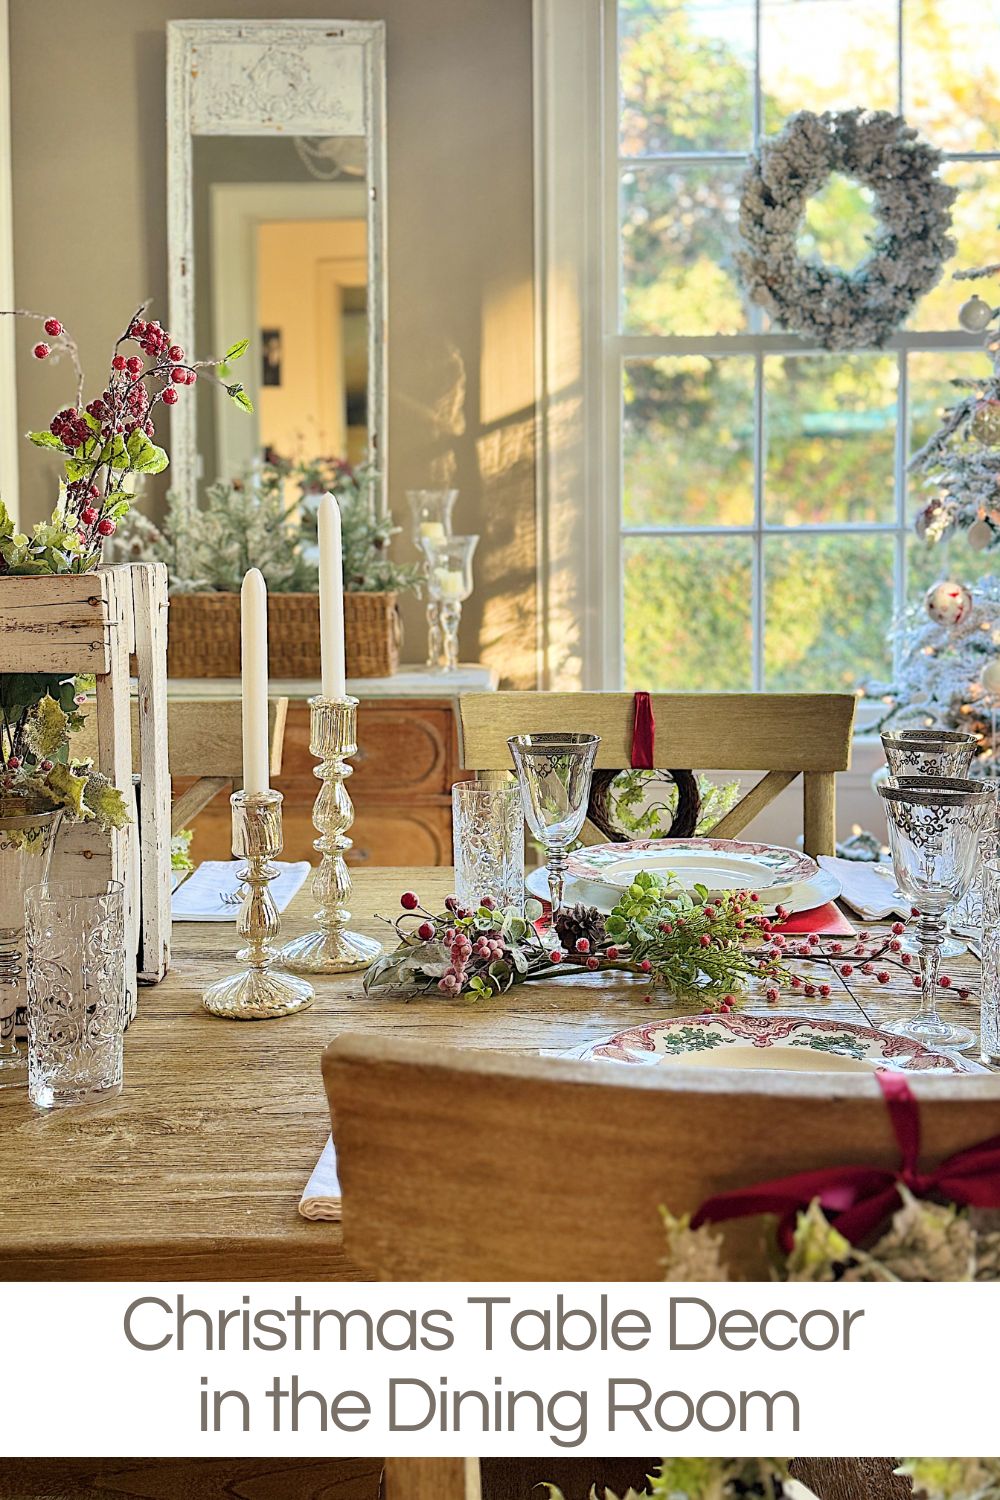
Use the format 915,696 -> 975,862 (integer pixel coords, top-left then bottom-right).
203,789 -> 315,1020
279,695 -> 383,974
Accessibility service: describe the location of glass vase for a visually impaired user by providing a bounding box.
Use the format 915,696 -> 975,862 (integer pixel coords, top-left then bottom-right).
0,803 -> 63,1086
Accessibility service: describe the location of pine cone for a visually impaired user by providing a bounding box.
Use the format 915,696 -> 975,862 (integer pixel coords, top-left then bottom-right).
554,902 -> 607,951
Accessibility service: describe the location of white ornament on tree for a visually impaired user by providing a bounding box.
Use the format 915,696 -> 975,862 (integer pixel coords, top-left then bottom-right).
925,579 -> 973,626
959,294 -> 995,332
968,517 -> 995,551
981,659 -> 1000,696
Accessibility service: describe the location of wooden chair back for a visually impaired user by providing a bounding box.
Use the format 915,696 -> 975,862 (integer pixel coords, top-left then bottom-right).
458,691 -> 855,856
323,1034 -> 1000,1280
78,697 -> 288,832
384,1460 -> 481,1500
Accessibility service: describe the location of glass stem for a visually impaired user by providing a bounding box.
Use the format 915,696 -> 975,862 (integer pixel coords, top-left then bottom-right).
425,597 -> 442,669
547,843 -> 568,923
914,909 -> 946,1024
441,600 -> 461,671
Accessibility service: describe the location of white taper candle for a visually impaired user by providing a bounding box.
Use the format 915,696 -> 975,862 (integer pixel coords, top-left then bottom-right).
318,492 -> 347,699
241,567 -> 270,795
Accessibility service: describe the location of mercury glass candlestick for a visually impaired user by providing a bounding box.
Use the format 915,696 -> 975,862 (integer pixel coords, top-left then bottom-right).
278,696 -> 383,974
203,790 -> 315,1020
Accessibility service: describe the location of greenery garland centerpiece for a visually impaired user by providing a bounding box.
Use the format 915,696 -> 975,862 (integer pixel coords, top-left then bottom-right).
0,303 -> 249,826
737,109 -> 955,351
364,873 -> 958,1007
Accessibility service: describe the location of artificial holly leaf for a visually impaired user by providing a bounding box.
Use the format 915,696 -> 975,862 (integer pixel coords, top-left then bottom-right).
125,429 -> 169,474
28,430 -> 64,450
43,761 -> 90,820
227,383 -> 254,415
224,338 -> 250,361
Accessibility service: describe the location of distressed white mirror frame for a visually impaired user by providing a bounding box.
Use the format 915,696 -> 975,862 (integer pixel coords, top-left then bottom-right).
166,18 -> 387,509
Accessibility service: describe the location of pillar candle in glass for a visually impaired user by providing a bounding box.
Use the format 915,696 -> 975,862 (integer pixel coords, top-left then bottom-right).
241,568 -> 270,795
318,492 -> 347,699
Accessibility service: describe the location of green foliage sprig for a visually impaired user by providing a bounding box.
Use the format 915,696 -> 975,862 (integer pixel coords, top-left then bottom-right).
545,1457 -> 1000,1500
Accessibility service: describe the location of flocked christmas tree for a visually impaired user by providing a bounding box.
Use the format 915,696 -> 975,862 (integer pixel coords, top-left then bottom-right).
872,242 -> 1000,761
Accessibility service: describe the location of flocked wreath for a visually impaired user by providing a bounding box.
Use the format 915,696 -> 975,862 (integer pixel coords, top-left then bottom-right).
737,108 -> 956,351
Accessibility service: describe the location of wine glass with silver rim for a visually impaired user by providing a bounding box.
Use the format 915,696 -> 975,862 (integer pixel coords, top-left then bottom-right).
507,732 -> 600,921
877,775 -> 993,1050
881,728 -> 979,958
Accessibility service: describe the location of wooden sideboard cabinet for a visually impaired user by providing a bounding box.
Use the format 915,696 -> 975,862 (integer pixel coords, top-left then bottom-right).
170,666 -> 498,866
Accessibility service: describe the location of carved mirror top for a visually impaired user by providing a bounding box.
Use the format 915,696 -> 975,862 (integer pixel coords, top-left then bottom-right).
174,21 -> 377,136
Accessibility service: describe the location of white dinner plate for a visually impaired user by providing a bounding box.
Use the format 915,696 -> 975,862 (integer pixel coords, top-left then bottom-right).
525,862 -> 842,917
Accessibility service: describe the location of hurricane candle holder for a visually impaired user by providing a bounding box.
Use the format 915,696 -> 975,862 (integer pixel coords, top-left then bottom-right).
278,696 -> 383,974
203,789 -> 314,1019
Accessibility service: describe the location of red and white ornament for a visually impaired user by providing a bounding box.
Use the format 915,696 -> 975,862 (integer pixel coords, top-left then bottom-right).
925,579 -> 973,627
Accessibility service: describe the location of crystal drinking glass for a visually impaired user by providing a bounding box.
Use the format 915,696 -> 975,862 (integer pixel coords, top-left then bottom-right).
508,733 -> 600,917
25,878 -> 126,1108
452,779 -> 525,914
421,534 -> 478,671
980,856 -> 1000,1065
877,776 -> 993,1050
0,805 -> 63,1086
407,489 -> 458,669
882,730 -> 980,958
881,728 -> 977,778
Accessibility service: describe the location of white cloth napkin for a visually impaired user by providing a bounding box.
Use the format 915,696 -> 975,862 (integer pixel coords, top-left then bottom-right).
299,1135 -> 342,1221
817,855 -> 908,921
171,860 -> 311,922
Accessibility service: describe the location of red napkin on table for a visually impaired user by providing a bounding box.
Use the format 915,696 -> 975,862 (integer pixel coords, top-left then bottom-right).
775,901 -> 854,937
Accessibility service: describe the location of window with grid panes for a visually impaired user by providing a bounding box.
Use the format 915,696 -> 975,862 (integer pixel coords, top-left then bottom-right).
614,0 -> 1000,693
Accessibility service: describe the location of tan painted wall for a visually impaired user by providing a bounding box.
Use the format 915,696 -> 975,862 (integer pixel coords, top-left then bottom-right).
7,0 -> 538,686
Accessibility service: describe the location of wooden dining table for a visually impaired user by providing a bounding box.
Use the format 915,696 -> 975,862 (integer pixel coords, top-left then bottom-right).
0,867 -> 988,1280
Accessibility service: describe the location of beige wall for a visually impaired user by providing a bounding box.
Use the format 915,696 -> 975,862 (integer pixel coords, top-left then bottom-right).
7,0 -> 538,685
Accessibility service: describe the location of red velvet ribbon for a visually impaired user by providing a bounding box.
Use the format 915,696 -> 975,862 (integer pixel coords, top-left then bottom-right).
691,1071 -> 1000,1251
631,691 -> 655,769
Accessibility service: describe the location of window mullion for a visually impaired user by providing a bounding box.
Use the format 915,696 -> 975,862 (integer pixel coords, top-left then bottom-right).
752,349 -> 766,691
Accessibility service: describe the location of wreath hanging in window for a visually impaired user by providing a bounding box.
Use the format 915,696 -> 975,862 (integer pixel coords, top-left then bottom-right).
737,108 -> 956,351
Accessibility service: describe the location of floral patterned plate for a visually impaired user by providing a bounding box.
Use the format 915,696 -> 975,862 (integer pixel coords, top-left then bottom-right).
560,1014 -> 987,1074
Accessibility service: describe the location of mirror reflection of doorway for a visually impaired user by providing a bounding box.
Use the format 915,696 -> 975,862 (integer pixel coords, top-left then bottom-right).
200,166 -> 369,480
256,216 -> 368,466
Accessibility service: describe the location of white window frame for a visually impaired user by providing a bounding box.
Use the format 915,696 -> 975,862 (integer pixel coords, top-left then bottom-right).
533,0 -> 994,694
0,0 -> 18,523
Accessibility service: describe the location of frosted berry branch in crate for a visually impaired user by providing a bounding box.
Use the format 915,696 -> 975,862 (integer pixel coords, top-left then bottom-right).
0,303 -> 252,574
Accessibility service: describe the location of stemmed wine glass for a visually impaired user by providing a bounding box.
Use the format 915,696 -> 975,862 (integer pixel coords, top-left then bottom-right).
421,535 -> 478,671
881,728 -> 979,956
406,490 -> 458,668
508,733 -> 599,918
877,775 -> 994,1050
881,728 -> 978,779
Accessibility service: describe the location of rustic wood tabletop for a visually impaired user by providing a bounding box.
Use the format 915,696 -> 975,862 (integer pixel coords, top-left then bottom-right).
0,868 -> 987,1280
